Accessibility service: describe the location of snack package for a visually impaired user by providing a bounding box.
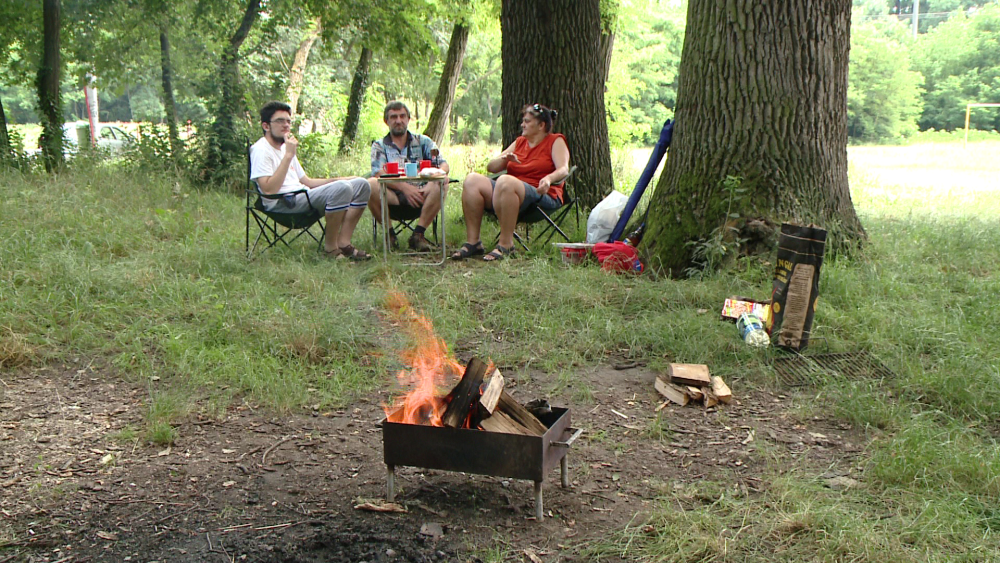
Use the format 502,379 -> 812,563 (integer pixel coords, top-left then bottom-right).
720,297 -> 772,329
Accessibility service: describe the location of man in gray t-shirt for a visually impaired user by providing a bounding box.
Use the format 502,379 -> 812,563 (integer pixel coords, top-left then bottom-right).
250,101 -> 372,260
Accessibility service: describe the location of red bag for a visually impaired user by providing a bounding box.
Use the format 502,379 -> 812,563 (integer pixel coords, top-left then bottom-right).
592,242 -> 643,273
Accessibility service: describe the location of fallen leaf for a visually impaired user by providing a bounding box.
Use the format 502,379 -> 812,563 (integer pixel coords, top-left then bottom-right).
99,454 -> 115,466
524,548 -> 544,563
96,531 -> 118,541
222,481 -> 236,488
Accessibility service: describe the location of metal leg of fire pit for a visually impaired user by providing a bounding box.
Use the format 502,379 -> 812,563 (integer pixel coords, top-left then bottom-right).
534,481 -> 544,521
561,455 -> 569,488
387,465 -> 396,502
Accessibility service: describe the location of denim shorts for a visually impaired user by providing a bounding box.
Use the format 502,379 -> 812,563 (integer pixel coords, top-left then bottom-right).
490,177 -> 562,213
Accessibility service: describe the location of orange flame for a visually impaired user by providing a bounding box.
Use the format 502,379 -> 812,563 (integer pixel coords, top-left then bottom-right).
383,290 -> 465,426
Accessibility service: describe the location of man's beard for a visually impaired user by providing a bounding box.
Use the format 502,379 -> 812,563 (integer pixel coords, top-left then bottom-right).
390,124 -> 407,136
267,130 -> 286,144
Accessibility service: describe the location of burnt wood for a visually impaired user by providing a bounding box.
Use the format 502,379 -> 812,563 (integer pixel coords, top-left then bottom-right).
441,357 -> 488,428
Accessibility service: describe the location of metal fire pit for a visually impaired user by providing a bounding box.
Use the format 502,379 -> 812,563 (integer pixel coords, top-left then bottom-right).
383,407 -> 581,521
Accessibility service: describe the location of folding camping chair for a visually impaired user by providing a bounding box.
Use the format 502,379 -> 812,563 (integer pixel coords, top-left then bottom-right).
245,140 -> 325,260
486,165 -> 581,251
371,201 -> 440,249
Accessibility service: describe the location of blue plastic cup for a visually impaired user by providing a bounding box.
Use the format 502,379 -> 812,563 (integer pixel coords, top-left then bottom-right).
405,162 -> 418,177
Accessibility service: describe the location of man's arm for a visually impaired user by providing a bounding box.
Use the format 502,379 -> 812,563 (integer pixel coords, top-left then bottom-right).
253,135 -> 299,195
254,152 -> 295,195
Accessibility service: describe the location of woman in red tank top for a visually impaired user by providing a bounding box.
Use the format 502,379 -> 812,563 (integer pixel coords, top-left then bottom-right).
451,103 -> 571,262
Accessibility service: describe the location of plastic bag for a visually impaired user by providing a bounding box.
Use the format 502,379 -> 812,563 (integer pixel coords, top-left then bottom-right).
586,191 -> 629,243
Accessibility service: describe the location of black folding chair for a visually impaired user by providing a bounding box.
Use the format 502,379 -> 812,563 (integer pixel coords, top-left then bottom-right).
486,165 -> 581,251
371,203 -> 438,249
245,140 -> 325,260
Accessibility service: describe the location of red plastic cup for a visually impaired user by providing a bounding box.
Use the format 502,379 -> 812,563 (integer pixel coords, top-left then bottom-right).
419,159 -> 432,171
385,162 -> 399,174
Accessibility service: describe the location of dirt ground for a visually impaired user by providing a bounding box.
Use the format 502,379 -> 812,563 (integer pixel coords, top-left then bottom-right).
0,358 -> 866,563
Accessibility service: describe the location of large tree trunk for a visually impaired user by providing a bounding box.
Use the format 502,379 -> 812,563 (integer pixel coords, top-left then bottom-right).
286,18 -> 321,116
501,0 -> 613,208
0,96 -> 11,159
159,21 -> 182,162
204,0 -> 260,184
37,0 -> 63,172
423,24 -> 469,144
338,46 -> 373,154
644,0 -> 865,276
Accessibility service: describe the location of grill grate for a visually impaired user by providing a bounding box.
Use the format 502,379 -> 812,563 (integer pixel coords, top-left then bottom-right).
771,351 -> 896,387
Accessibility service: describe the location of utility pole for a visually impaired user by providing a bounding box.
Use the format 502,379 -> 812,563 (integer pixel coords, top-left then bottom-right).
912,0 -> 919,38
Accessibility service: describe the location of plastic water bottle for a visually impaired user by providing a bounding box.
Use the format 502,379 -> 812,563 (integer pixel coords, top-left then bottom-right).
737,313 -> 770,348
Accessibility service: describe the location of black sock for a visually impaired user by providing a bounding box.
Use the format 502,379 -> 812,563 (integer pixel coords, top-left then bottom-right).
413,226 -> 427,236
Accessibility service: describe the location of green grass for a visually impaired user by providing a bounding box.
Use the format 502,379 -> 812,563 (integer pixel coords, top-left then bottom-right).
1,141 -> 1000,560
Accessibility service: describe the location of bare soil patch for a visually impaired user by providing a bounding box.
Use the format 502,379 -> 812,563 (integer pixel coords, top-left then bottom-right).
1,359 -> 866,562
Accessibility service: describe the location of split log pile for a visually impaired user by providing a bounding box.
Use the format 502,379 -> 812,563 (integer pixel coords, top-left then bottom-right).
655,363 -> 732,409
440,358 -> 547,436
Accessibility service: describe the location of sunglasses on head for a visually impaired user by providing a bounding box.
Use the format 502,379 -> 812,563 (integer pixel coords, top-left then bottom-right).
530,104 -> 558,119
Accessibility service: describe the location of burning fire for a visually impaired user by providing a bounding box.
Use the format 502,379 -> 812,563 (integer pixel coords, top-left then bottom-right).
383,290 -> 466,426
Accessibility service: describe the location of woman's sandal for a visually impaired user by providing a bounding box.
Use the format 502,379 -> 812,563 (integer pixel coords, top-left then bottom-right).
450,241 -> 485,260
483,245 -> 515,262
338,244 -> 373,261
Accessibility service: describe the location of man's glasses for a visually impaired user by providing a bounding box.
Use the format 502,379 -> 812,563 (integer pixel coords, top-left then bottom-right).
270,118 -> 292,125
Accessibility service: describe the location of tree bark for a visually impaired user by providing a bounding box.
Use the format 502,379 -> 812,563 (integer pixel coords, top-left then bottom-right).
159,21 -> 182,162
37,0 -> 63,172
205,0 -> 260,184
423,24 -> 469,145
286,18 -> 321,116
0,96 -> 11,159
338,46 -> 373,154
501,0 -> 612,208
644,0 -> 865,276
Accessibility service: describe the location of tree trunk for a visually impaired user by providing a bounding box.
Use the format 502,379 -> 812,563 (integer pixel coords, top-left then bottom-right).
37,0 -> 63,172
0,96 -> 11,159
159,21 -> 182,162
644,0 -> 865,276
501,0 -> 612,208
423,24 -> 468,144
286,18 -> 321,116
338,46 -> 373,154
204,0 -> 260,184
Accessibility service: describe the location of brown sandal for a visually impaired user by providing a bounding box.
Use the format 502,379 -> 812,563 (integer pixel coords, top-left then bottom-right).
338,244 -> 373,261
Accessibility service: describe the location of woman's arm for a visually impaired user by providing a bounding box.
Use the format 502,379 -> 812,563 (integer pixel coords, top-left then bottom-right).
536,137 -> 571,195
486,141 -> 519,174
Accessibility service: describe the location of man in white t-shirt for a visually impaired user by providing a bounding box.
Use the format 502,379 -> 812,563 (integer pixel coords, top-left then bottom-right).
250,101 -> 372,260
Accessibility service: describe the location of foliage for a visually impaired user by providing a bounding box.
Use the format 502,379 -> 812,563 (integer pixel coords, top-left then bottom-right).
683,175 -> 747,278
848,22 -> 925,141
912,4 -> 1000,132
606,0 -> 684,146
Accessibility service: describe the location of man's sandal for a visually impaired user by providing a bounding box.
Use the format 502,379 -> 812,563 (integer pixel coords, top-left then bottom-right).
338,244 -> 373,261
321,247 -> 342,259
483,245 -> 515,262
450,241 -> 485,260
